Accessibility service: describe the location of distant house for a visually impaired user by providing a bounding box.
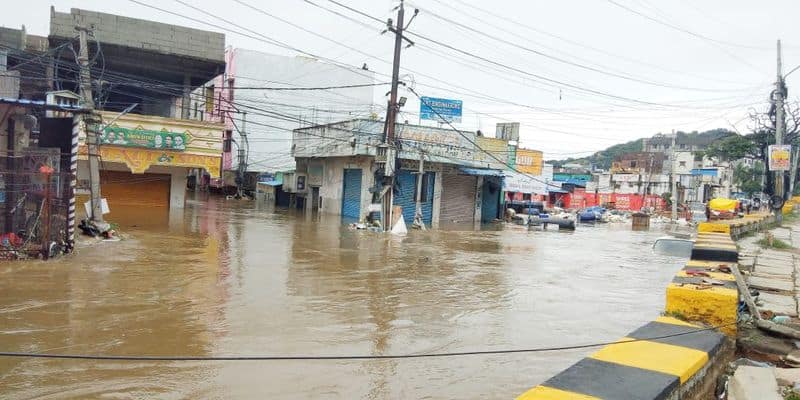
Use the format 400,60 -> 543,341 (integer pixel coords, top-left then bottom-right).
642,131 -> 734,154
610,152 -> 666,175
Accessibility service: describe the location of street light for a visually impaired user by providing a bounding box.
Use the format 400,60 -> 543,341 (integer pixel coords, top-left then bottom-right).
785,64 -> 800,79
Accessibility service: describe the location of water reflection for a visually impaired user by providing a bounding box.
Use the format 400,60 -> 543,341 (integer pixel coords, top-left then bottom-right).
0,195 -> 685,399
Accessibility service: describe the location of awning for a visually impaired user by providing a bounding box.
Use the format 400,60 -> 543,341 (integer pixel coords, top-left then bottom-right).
459,167 -> 504,177
260,180 -> 282,186
503,170 -> 547,194
549,188 -> 568,194
555,178 -> 588,187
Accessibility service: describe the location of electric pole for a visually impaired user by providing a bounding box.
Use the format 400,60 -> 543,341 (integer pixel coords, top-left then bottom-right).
775,39 -> 786,224
236,112 -> 248,198
413,151 -> 426,230
77,25 -> 107,229
671,131 -> 678,221
379,1 -> 416,231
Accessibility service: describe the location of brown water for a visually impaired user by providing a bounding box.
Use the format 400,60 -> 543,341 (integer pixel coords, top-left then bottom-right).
0,194 -> 685,399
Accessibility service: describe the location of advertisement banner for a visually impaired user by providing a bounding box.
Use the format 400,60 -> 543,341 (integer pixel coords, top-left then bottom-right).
768,144 -> 791,171
102,126 -> 187,151
419,96 -> 462,123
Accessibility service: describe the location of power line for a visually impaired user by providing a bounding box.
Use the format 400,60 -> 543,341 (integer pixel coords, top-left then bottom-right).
322,0 -> 746,109
0,321 -> 735,361
605,0 -> 768,51
450,0 -> 748,85
407,2 -> 751,93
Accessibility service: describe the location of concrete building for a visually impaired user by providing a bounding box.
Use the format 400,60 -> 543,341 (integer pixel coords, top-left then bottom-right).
610,152 -> 667,175
189,49 -> 377,190
292,119 -> 506,229
48,7 -> 226,212
642,131 -> 732,154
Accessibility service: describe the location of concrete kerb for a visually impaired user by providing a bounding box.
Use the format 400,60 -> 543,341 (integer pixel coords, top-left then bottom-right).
517,317 -> 730,400
515,217 -> 774,399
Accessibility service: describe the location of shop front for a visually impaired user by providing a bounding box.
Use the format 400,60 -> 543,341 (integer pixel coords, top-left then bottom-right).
77,112 -> 223,214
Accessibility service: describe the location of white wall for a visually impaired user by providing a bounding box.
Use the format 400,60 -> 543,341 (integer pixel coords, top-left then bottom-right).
673,151 -> 695,175
231,49 -> 376,173
318,156 -> 374,220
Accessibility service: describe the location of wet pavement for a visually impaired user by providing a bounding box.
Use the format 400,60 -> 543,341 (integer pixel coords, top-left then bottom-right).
0,194 -> 686,399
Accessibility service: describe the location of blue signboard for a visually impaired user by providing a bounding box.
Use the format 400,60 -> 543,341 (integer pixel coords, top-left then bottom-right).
419,96 -> 462,123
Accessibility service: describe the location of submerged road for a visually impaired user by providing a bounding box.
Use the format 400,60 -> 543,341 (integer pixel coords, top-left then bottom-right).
0,194 -> 685,399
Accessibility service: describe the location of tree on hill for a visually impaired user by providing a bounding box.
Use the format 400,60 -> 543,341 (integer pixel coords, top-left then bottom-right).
548,129 -> 736,170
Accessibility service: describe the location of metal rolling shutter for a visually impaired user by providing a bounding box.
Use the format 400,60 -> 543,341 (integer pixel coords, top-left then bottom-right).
393,170 -> 435,226
100,170 -> 170,209
439,174 -> 476,227
393,170 -> 416,224
481,177 -> 501,223
419,172 -> 434,225
341,169 -> 362,219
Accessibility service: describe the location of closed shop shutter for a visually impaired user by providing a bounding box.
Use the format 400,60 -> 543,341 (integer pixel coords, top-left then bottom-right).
440,174 -> 476,227
393,170 -> 435,225
481,177 -> 501,223
100,170 -> 170,209
341,168 -> 362,219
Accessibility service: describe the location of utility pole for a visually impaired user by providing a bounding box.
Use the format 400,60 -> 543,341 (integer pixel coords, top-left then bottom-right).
379,1 -> 416,231
236,112 -> 248,198
77,25 -> 107,230
775,39 -> 786,224
671,131 -> 678,221
413,151 -> 426,230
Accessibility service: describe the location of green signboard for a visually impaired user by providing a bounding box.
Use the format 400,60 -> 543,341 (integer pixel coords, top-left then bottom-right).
101,126 -> 187,151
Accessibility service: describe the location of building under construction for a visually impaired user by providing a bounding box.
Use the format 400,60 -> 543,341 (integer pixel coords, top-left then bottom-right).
47,7 -> 226,215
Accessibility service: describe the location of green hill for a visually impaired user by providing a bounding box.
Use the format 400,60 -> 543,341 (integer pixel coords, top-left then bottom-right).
548,128 -> 736,170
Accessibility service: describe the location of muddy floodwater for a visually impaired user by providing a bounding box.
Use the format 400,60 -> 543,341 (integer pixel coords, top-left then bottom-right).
0,195 -> 686,399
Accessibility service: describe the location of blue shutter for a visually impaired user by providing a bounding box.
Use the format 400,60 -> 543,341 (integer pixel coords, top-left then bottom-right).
393,170 -> 434,226
481,177 -> 500,223
341,169 -> 362,220
393,170 -> 416,224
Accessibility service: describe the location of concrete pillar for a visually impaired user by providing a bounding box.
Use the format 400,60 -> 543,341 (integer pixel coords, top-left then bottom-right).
181,74 -> 191,119
475,176 -> 483,229
431,171 -> 442,229
170,168 -> 188,209
360,157 -> 374,222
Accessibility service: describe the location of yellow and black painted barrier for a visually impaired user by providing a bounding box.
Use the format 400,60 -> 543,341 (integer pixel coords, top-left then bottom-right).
666,228 -> 741,337
517,317 -> 725,400
517,215 -> 778,399
697,212 -> 774,240
665,259 -> 738,337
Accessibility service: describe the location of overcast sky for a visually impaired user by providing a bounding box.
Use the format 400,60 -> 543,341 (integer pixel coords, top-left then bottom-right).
8,1 -> 800,159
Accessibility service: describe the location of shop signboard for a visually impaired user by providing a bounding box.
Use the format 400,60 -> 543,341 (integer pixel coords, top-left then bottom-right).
102,126 -> 187,151
769,144 -> 791,171
419,96 -> 462,123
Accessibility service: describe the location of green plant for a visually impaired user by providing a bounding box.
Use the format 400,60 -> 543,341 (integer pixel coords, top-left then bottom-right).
757,237 -> 793,249
661,310 -> 688,321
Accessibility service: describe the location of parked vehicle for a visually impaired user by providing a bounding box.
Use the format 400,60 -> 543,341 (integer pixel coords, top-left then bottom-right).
578,206 -> 606,222
688,202 -> 707,223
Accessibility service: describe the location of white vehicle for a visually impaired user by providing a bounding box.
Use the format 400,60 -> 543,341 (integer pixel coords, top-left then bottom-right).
688,202 -> 707,223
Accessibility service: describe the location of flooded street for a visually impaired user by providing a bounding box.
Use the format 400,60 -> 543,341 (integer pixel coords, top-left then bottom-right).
1,195 -> 685,399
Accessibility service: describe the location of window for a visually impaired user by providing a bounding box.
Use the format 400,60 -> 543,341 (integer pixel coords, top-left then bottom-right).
679,161 -> 686,167
629,161 -> 637,168
414,173 -> 430,202
680,144 -> 687,150
223,130 -> 232,153
205,85 -> 215,114
522,193 -> 532,201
